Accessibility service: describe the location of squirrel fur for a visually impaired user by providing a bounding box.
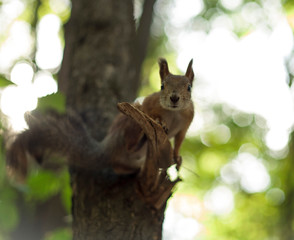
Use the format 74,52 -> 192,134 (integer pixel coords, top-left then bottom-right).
6,58 -> 194,179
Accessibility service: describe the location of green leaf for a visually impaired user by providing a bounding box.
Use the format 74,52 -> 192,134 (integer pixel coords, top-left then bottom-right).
27,170 -> 61,201
60,172 -> 72,214
43,228 -> 72,240
0,188 -> 19,231
37,92 -> 66,113
0,202 -> 19,231
0,75 -> 14,88
283,0 -> 294,14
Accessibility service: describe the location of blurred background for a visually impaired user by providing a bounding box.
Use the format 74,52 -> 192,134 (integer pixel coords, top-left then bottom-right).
0,0 -> 294,239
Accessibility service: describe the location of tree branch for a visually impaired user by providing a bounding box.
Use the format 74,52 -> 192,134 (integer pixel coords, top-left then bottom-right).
134,0 -> 157,89
117,102 -> 180,210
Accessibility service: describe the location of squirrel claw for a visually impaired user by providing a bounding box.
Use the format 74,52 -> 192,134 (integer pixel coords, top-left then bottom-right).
175,156 -> 182,171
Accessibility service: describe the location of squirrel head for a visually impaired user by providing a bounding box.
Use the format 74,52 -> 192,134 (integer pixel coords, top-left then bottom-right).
158,58 -> 194,111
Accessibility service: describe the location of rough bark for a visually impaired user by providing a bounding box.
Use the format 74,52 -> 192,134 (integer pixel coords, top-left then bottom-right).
60,0 -> 137,138
58,0 -> 172,239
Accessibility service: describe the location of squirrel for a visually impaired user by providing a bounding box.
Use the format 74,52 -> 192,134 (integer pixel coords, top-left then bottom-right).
105,58 -> 194,173
5,58 -> 194,179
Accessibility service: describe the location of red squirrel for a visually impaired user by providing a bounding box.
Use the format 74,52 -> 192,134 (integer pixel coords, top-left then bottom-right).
104,58 -> 194,173
6,58 -> 194,179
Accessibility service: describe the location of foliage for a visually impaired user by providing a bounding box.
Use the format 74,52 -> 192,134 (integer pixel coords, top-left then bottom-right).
37,92 -> 66,113
0,76 -> 14,88
177,105 -> 283,239
0,0 -> 294,239
0,124 -> 19,237
43,228 -> 72,240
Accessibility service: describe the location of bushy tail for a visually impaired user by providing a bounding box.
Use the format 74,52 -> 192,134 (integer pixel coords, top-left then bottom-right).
6,110 -> 103,181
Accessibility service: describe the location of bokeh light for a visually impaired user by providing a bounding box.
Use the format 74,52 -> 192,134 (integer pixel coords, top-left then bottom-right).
0,9 -> 63,131
33,71 -> 58,97
220,0 -> 243,11
49,0 -> 71,15
221,153 -> 271,193
266,188 -> 285,206
163,194 -> 204,239
170,0 -> 204,27
265,128 -> 290,151
10,61 -> 34,86
36,14 -> 63,70
0,20 -> 33,72
0,85 -> 38,130
204,185 -> 235,216
169,0 -> 294,152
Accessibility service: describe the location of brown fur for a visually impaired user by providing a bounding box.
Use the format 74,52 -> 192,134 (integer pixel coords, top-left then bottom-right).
108,58 -> 194,173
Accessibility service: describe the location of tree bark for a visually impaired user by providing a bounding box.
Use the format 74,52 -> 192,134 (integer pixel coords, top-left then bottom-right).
59,0 -> 170,239
60,0 -> 137,136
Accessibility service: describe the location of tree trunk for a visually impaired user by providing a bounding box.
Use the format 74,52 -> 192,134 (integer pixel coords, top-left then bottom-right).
59,0 -> 167,239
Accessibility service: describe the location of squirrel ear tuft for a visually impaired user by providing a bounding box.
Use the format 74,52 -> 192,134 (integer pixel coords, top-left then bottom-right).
185,59 -> 194,84
158,58 -> 170,81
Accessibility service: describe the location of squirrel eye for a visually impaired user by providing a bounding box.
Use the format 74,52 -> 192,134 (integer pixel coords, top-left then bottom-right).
161,84 -> 164,90
187,85 -> 192,92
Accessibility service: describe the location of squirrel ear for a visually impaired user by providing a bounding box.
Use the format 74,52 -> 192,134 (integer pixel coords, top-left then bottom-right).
185,59 -> 194,84
158,58 -> 170,81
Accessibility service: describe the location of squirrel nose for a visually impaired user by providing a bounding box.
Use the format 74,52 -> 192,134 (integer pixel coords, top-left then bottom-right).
170,95 -> 179,104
